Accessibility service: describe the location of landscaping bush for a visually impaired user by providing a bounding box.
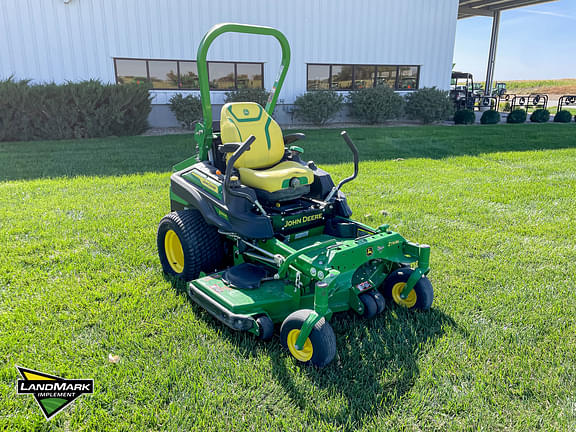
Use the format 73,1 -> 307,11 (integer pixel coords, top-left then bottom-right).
224,88 -> 270,107
480,109 -> 501,125
0,78 -> 32,141
405,87 -> 453,124
530,108 -> 550,123
453,109 -> 476,125
169,94 -> 202,130
347,85 -> 404,123
554,110 -> 573,123
0,78 -> 151,141
293,91 -> 343,126
507,109 -> 527,124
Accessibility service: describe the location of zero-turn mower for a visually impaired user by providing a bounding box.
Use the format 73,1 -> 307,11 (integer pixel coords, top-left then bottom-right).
157,23 -> 434,367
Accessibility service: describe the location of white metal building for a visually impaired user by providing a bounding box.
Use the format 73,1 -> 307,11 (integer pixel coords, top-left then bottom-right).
0,0 -> 557,126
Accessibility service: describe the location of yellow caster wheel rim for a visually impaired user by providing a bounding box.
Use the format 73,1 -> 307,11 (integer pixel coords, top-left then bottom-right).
165,229 -> 185,273
391,282 -> 417,308
287,329 -> 313,362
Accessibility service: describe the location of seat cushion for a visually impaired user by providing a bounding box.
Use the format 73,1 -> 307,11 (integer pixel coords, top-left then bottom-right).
238,161 -> 314,193
220,102 -> 285,169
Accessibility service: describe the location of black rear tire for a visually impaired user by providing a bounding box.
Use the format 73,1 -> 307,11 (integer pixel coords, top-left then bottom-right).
157,210 -> 225,281
280,309 -> 336,368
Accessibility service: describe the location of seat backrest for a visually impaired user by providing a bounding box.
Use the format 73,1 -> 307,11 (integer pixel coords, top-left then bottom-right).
220,102 -> 284,169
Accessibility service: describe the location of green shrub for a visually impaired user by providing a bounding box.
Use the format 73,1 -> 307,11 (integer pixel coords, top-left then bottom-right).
405,87 -> 453,124
530,109 -> 550,123
0,78 -> 151,141
480,110 -> 501,125
347,85 -> 404,124
554,110 -> 573,123
105,83 -> 151,136
294,91 -> 344,126
507,109 -> 527,124
0,78 -> 33,141
224,88 -> 270,107
169,94 -> 202,130
453,109 -> 476,125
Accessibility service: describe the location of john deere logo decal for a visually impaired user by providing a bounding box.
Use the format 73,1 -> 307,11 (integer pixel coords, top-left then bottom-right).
16,366 -> 93,420
366,247 -> 374,256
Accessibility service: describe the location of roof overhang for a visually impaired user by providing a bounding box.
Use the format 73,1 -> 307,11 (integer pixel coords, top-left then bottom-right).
452,71 -> 474,79
459,0 -> 558,19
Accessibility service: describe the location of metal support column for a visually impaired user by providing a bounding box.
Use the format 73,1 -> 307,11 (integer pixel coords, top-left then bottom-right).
485,10 -> 501,96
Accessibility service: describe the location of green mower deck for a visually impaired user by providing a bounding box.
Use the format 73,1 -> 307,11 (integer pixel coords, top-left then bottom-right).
190,227 -> 429,323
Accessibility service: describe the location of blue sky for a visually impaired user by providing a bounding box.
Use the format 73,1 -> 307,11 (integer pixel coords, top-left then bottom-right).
453,0 -> 576,80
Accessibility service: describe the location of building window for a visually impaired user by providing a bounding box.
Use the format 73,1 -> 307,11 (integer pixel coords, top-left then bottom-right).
148,60 -> 178,89
397,66 -> 419,90
113,58 -> 264,91
179,61 -> 199,89
307,64 -> 330,90
208,62 -> 235,90
354,65 -> 376,90
236,63 -> 263,89
331,65 -> 353,90
306,64 -> 420,91
115,59 -> 148,85
376,66 -> 397,88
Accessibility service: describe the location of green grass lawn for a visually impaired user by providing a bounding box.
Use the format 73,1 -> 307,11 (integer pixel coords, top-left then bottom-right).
504,78 -> 576,91
544,106 -> 576,116
1,124 -> 576,431
480,78 -> 576,95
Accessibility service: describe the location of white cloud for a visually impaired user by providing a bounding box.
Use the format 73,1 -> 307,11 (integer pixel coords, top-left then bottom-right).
522,9 -> 576,20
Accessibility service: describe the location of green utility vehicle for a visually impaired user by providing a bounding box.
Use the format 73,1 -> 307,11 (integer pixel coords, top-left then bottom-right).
157,23 -> 434,367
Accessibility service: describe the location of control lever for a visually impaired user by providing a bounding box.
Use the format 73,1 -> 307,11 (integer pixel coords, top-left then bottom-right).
325,131 -> 359,202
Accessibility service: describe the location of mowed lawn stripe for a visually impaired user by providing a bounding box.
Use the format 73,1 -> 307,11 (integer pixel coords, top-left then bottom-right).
1,125 -> 575,431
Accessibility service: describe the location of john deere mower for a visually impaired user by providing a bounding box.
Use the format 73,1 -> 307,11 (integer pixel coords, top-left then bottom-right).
157,23 -> 434,367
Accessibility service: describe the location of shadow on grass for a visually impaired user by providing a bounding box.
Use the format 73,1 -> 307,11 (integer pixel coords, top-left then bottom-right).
267,308 -> 457,428
2,124 -> 575,181
0,134 -> 194,181
169,276 -> 456,429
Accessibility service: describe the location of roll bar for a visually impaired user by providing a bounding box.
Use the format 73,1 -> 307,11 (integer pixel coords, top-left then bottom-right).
195,23 -> 291,161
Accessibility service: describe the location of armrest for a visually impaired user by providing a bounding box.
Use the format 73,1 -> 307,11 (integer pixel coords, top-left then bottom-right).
218,143 -> 242,153
283,133 -> 305,145
223,135 -> 257,206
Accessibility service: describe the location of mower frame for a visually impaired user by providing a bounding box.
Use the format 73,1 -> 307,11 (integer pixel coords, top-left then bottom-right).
160,23 -> 434,365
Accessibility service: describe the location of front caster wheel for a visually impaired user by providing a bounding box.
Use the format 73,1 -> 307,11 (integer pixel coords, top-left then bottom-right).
358,293 -> 378,319
380,268 -> 434,310
256,315 -> 274,341
368,291 -> 386,314
280,309 -> 336,368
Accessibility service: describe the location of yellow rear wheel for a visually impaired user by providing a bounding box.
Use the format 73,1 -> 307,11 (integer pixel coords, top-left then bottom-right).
157,210 -> 225,281
164,229 -> 185,273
